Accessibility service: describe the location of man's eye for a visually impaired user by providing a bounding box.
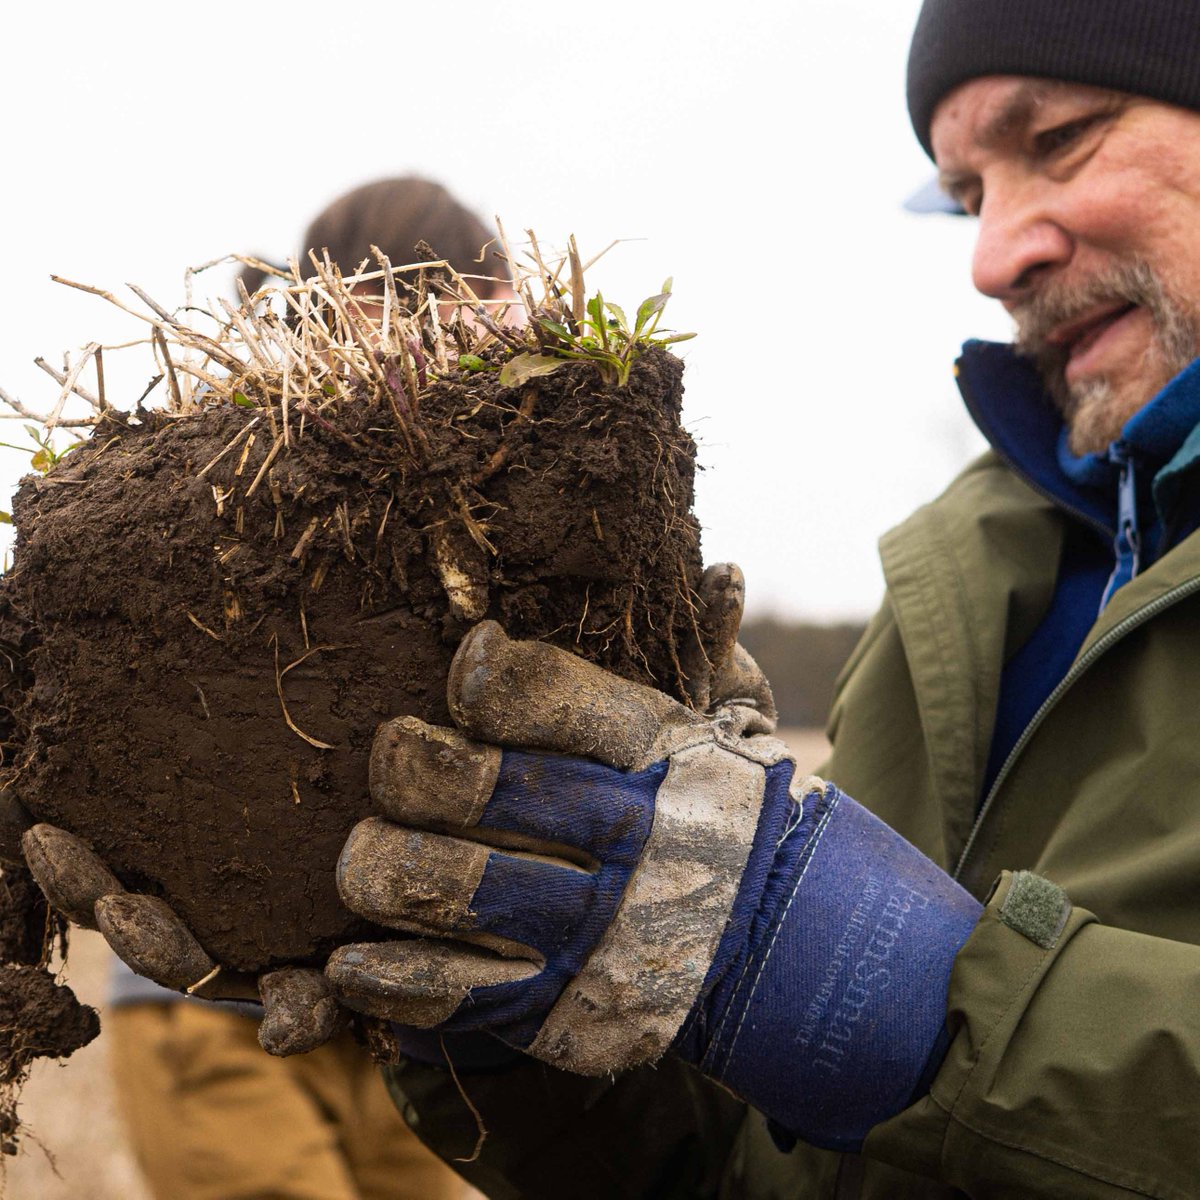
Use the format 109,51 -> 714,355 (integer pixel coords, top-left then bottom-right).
958,189 -> 982,218
1033,115 -> 1100,156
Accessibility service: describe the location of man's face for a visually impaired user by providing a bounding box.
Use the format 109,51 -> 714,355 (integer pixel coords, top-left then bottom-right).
931,76 -> 1200,454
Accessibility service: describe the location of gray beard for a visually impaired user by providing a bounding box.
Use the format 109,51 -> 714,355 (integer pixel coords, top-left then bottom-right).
1012,261 -> 1199,454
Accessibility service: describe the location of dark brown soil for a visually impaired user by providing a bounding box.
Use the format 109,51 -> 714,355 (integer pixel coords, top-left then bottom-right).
0,869 -> 51,970
0,866 -> 97,1151
0,349 -> 702,974
0,964 -> 98,1081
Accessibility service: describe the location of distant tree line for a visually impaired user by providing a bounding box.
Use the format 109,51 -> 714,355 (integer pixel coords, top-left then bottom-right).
738,617 -> 868,728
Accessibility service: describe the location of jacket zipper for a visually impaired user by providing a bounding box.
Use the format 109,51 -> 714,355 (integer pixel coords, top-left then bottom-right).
1098,440 -> 1141,611
954,574 -> 1200,887
953,373 -> 1165,887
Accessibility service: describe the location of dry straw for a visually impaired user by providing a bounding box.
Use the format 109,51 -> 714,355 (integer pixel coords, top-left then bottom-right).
0,229 -> 692,465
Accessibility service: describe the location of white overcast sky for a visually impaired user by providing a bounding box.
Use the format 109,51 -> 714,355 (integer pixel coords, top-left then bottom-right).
0,0 -> 1013,621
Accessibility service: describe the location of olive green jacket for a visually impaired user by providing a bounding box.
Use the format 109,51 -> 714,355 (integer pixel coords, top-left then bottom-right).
387,451 -> 1200,1199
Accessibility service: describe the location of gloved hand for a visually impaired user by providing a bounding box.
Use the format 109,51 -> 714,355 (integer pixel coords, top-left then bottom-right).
0,792 -> 340,1056
330,620 -> 984,1151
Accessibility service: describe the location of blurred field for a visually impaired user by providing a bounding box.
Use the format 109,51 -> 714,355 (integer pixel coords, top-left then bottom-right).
777,727 -> 831,775
3,728 -> 829,1199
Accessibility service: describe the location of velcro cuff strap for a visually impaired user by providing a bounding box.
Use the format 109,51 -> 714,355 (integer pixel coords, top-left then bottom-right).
998,871 -> 1071,950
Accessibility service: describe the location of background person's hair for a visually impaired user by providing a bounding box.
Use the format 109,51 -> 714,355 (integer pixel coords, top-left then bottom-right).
239,176 -> 507,296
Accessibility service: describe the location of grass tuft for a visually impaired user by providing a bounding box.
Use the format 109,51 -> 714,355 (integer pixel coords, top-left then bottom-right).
0,234 -> 695,473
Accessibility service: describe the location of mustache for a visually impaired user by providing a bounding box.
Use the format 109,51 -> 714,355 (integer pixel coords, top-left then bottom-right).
1012,261 -> 1161,361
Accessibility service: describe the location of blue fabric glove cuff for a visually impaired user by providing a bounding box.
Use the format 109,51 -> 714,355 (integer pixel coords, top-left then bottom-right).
676,771 -> 983,1151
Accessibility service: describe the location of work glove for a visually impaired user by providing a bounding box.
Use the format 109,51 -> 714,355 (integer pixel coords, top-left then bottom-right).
330,622 -> 984,1151
0,779 -> 342,1058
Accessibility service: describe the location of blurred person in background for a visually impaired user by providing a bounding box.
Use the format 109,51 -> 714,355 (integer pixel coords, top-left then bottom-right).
104,177 -> 508,1200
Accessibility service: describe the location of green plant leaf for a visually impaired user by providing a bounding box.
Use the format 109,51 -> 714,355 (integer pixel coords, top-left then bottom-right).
655,332 -> 697,344
0,512 -> 11,524
604,302 -> 630,333
458,353 -> 490,373
586,294 -> 610,351
635,293 -> 670,334
232,391 -> 255,408
535,318 -> 573,342
499,353 -> 566,388
30,449 -> 51,473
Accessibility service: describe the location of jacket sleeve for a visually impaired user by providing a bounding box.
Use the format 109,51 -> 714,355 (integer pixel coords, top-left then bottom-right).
867,869 -> 1200,1198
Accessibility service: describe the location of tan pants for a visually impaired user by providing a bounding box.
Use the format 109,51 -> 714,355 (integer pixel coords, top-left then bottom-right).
107,1003 -> 472,1200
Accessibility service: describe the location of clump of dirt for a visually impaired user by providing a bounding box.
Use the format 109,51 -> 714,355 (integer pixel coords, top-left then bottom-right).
0,610 -> 98,1147
0,870 -> 54,975
0,346 -> 702,974
0,866 -> 97,1152
0,965 -> 98,1154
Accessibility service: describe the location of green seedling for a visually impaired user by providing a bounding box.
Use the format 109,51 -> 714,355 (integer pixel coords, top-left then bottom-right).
502,279 -> 695,389
0,425 -> 82,475
0,426 -> 82,523
458,353 -> 498,374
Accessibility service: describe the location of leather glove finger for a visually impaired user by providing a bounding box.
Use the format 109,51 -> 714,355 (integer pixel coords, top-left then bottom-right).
679,562 -> 746,710
24,826 -> 343,1056
326,939 -> 538,1024
679,562 -> 777,727
257,967 -> 343,1056
447,620 -> 703,769
106,916 -> 341,1052
93,893 -> 216,991
367,716 -> 655,859
338,817 -> 497,936
339,811 -> 619,953
22,822 -> 218,990
709,643 -> 777,732
101,902 -> 343,1052
22,824 -> 125,930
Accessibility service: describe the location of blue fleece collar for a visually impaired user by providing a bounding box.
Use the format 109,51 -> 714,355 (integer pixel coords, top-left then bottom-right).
955,341 -> 1200,535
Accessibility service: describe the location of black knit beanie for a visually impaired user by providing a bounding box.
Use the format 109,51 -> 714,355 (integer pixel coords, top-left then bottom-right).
907,1 -> 1200,158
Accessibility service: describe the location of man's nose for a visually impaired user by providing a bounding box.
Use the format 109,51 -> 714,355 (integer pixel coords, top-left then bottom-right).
971,191 -> 1073,301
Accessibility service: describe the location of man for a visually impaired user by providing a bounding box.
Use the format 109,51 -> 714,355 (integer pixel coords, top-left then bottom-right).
18,2 -> 1200,1196
334,4 -> 1200,1194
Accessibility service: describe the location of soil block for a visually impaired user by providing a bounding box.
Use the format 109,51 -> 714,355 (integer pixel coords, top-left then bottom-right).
0,348 -> 703,974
